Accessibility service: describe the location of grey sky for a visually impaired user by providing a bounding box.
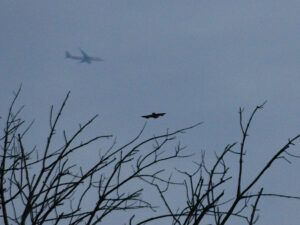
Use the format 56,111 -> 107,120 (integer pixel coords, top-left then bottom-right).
1,1 -> 300,224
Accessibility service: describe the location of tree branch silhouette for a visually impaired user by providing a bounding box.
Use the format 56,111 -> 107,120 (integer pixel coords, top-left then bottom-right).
1,89 -> 300,225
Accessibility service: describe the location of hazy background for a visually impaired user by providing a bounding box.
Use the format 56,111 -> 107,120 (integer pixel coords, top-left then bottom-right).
1,1 -> 300,224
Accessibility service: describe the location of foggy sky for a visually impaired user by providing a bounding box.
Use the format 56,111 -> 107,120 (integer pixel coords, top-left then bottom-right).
1,1 -> 300,224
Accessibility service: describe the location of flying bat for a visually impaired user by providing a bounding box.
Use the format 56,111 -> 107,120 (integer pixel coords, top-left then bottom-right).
141,113 -> 166,119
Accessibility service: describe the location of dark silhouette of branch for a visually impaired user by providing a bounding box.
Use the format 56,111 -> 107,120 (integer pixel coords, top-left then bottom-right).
0,89 -> 202,225
134,102 -> 300,225
1,89 -> 300,225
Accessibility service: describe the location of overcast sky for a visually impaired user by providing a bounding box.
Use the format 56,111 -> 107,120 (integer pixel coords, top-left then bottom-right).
1,1 -> 300,224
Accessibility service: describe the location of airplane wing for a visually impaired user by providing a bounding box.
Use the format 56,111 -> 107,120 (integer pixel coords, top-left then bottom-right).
79,48 -> 89,58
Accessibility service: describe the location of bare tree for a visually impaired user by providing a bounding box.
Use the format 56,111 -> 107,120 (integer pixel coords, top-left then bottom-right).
1,88 -> 300,225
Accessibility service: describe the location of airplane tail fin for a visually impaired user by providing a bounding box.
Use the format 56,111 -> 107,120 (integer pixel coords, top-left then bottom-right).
65,51 -> 71,58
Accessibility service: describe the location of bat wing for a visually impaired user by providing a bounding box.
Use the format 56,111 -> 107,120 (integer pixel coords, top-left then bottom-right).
142,113 -> 166,119
157,113 -> 166,117
142,115 -> 152,119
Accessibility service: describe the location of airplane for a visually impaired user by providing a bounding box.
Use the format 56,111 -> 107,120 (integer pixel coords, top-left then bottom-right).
141,113 -> 166,119
65,48 -> 103,64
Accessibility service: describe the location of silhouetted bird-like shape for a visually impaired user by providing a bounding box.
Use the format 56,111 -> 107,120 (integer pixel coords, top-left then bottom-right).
142,113 -> 166,119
